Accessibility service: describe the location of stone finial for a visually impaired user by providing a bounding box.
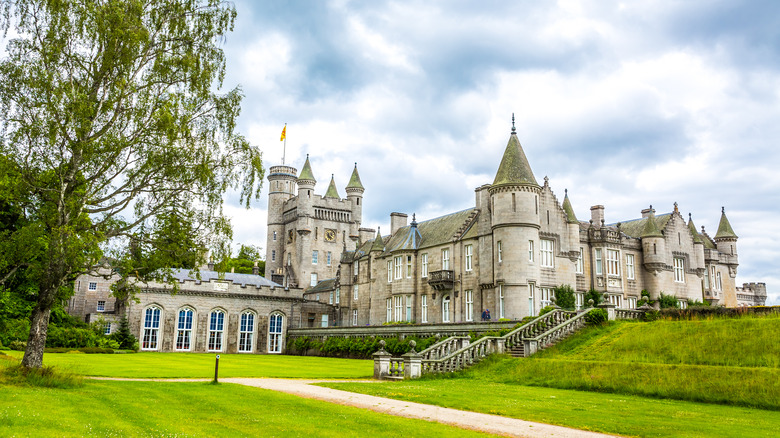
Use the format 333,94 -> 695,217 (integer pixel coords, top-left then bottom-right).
408,340 -> 417,353
722,206 -> 725,214
701,225 -> 706,233
544,175 -> 549,185
511,113 -> 516,134
565,188 -> 568,195
588,299 -> 594,307
601,219 -> 605,227
674,202 -> 679,213
378,339 -> 387,352
689,212 -> 692,220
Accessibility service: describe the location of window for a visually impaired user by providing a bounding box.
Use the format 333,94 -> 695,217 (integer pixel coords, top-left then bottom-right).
575,292 -> 584,310
387,260 -> 393,282
540,239 -> 554,268
595,249 -> 603,275
208,310 -> 225,352
528,283 -> 535,317
321,314 -> 329,327
442,249 -> 450,270
541,288 -> 553,308
528,240 -> 534,262
609,294 -> 623,308
576,248 -> 584,274
442,295 -> 451,323
104,322 -> 111,335
678,299 -> 688,309
406,295 -> 412,321
327,251 -> 332,266
88,282 -> 97,291
352,309 -> 358,326
607,249 -> 620,276
626,254 -> 635,280
394,296 -> 403,321
497,241 -> 502,263
406,255 -> 413,278
353,261 -> 358,276
141,306 -> 161,350
238,312 -> 255,353
465,245 -> 473,271
627,297 -> 637,309
465,290 -> 473,321
499,285 -> 505,319
312,250 -> 318,264
271,250 -> 276,262
394,256 -> 403,279
329,291 -> 333,304
176,308 -> 194,351
273,231 -> 277,241
310,273 -> 318,287
673,257 -> 685,283
704,267 -> 710,289
386,298 -> 392,322
335,287 -> 340,304
353,284 -> 359,300
421,295 -> 428,323
97,300 -> 105,312
421,254 -> 428,277
716,271 -> 723,291
268,313 -> 283,353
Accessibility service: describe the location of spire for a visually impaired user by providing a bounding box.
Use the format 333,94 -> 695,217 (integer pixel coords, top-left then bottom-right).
492,116 -> 538,187
714,206 -> 738,239
641,206 -> 664,238
688,213 -> 703,244
325,174 -> 340,198
298,154 -> 316,182
562,189 -> 578,224
346,162 -> 364,190
370,227 -> 385,252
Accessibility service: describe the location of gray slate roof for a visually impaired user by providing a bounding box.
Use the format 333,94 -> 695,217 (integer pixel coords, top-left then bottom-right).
170,268 -> 282,288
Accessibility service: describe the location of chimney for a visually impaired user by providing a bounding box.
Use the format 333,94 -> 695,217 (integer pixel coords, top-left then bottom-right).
590,205 -> 605,226
252,260 -> 259,275
390,212 -> 408,235
641,205 -> 656,218
359,227 -> 375,244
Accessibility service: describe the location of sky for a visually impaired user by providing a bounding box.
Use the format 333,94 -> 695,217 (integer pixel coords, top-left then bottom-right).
217,0 -> 780,305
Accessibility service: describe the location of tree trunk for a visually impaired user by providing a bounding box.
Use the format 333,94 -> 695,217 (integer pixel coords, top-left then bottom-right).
21,306 -> 51,369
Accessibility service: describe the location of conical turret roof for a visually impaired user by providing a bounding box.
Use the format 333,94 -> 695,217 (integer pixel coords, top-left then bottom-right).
346,163 -> 364,190
298,155 -> 316,182
688,214 -> 703,244
370,228 -> 385,252
492,129 -> 538,187
714,207 -> 738,239
641,209 -> 664,238
562,189 -> 578,224
325,175 -> 340,198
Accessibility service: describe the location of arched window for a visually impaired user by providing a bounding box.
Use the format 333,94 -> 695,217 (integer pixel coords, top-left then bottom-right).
442,295 -> 451,323
208,310 -> 225,352
176,308 -> 194,351
268,312 -> 284,353
141,306 -> 161,350
238,312 -> 255,353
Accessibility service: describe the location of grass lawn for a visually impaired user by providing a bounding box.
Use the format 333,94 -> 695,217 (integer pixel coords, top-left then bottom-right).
0,379 -> 491,437
3,350 -> 373,379
321,379 -> 780,438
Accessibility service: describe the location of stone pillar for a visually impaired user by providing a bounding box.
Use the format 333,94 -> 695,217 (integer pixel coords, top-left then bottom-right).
459,338 -> 471,350
402,340 -> 422,379
495,338 -> 506,354
598,301 -> 617,320
373,340 -> 391,380
523,339 -> 538,357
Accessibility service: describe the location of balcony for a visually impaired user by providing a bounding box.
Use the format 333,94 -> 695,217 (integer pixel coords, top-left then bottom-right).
427,270 -> 455,290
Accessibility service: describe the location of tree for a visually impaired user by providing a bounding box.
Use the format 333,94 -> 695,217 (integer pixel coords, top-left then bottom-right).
214,244 -> 264,275
0,0 -> 263,368
552,284 -> 576,310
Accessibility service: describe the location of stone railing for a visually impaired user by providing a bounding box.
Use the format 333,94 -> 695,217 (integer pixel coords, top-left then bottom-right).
418,336 -> 471,360
521,309 -> 591,356
615,309 -> 645,320
288,320 -> 519,342
421,335 -> 502,374
503,308 -> 577,352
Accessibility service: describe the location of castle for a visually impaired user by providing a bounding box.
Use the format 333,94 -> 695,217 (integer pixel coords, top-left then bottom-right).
67,120 -> 766,352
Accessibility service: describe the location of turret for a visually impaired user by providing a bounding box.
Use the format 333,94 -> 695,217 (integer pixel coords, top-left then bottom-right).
714,207 -> 738,260
324,174 -> 340,199
640,206 -> 665,299
562,189 -> 580,255
296,154 -> 316,217
488,115 -> 541,318
687,213 -> 705,271
345,163 -> 365,240
265,164 -> 298,280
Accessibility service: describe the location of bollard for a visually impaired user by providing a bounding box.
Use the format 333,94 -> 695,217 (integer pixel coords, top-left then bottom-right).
214,354 -> 220,383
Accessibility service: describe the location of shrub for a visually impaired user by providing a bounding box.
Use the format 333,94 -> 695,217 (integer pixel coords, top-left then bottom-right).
585,308 -> 608,325
584,289 -> 603,307
10,340 -> 26,351
108,318 -> 138,350
538,306 -> 556,317
553,284 -> 576,310
658,292 -> 679,309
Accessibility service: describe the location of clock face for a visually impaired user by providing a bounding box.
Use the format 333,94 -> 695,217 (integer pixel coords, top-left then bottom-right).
325,229 -> 336,242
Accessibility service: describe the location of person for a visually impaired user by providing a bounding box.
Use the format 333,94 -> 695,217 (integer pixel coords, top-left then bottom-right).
485,309 -> 491,321
481,309 -> 487,321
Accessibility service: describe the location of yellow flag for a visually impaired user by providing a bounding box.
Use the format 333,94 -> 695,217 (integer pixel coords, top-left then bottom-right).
280,125 -> 286,141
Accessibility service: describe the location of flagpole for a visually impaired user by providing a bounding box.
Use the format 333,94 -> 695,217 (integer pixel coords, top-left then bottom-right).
282,122 -> 287,165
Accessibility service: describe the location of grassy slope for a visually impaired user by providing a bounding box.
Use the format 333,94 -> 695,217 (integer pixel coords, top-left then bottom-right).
3,350 -> 373,379
0,380 -> 490,437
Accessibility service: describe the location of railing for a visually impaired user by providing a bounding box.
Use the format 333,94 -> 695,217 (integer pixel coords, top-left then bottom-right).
418,336 -> 470,360
288,320 -> 518,342
503,308 -> 577,350
421,334 -> 499,374
427,270 -> 455,290
615,309 -> 645,320
524,310 -> 591,353
388,357 -> 405,378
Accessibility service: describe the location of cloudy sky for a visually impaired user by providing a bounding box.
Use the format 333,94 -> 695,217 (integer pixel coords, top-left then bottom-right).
217,0 -> 779,305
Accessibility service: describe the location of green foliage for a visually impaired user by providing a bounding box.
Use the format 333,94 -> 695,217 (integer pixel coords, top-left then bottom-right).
109,318 -> 138,350
552,284 -> 576,310
214,245 -> 264,275
584,308 -> 608,325
2,363 -> 83,388
537,305 -> 556,317
288,335 -> 439,359
658,292 -> 680,309
584,289 -> 602,307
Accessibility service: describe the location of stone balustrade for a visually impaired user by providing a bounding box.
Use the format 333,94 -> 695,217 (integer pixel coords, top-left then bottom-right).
615,309 -> 645,320
418,336 -> 471,360
288,320 -> 519,342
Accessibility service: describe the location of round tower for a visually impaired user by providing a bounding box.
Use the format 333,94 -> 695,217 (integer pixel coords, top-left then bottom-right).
296,154 -> 317,218
345,163 -> 365,244
714,207 -> 738,259
265,164 -> 297,281
640,206 -> 666,299
489,116 -> 541,319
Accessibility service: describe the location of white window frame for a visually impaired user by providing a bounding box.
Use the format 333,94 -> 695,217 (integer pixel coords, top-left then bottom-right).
595,249 -> 603,275
626,254 -> 635,280
327,251 -> 332,266
465,290 -> 473,322
353,284 -> 358,300
541,287 -> 553,308
540,239 -> 554,268
268,312 -> 283,353
394,295 -> 403,321
238,312 -> 255,353
335,287 -> 340,304
528,283 -> 535,317
442,295 -> 451,323
421,253 -> 428,278
394,256 -> 403,279
104,322 -> 111,335
442,248 -> 450,270
386,298 -> 392,322
528,240 -> 534,263
406,255 -> 413,278
175,308 -> 194,351
329,291 -> 333,304
352,309 -> 358,326
208,310 -> 226,352
312,250 -> 318,265
499,285 -> 505,319
627,297 -> 637,309
88,282 -> 97,291
97,300 -> 105,312
387,260 -> 393,282
353,261 -> 358,276
607,249 -> 620,276
141,306 -> 161,351
406,295 -> 413,321
465,245 -> 473,271
497,241 -> 502,263
609,294 -> 623,308
310,273 -> 318,287
321,314 -> 328,327
674,257 -> 685,283
421,295 -> 428,323
678,299 -> 688,309
575,292 -> 584,310
576,248 -> 584,274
